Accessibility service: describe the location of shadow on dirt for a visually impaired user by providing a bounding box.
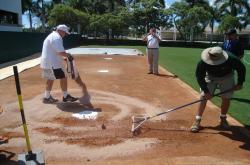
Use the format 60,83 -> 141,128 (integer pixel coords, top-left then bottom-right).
231,97 -> 250,104
142,125 -> 250,151
0,150 -> 17,165
156,73 -> 178,78
203,125 -> 250,151
56,102 -> 102,113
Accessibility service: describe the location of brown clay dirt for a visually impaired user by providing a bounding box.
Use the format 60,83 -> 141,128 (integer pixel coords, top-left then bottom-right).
0,55 -> 250,165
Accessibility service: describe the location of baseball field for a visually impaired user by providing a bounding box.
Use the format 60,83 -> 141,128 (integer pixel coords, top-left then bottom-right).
0,47 -> 250,164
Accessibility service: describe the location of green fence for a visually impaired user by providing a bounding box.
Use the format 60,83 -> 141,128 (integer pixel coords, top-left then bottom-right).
0,32 -> 249,64
0,31 -> 82,64
82,38 -> 250,49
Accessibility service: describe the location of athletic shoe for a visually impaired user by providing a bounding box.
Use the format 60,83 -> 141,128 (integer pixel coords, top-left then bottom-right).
63,94 -> 78,102
148,72 -> 153,74
220,116 -> 230,130
43,96 -> 58,104
0,136 -> 8,144
190,118 -> 201,133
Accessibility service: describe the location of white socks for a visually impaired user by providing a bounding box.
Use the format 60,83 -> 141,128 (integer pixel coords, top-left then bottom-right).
195,114 -> 227,120
45,91 -> 69,98
63,91 -> 68,98
44,90 -> 51,99
220,114 -> 227,118
195,116 -> 202,120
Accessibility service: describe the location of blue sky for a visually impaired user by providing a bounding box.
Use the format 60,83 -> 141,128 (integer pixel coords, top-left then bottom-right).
165,0 -> 178,8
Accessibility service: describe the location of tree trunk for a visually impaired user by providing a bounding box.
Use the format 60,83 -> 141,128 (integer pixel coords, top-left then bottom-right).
190,27 -> 193,42
210,21 -> 214,45
28,8 -> 33,31
41,0 -> 45,32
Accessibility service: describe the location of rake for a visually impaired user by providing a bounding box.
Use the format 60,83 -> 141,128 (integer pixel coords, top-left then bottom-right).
131,89 -> 233,134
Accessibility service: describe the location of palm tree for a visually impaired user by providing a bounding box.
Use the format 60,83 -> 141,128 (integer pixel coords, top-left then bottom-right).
21,0 -> 33,30
208,5 -> 220,43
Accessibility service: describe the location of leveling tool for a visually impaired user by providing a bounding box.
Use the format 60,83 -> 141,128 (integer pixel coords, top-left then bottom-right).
13,66 -> 45,165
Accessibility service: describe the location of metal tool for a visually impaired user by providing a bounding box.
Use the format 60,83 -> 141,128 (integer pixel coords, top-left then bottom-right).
131,89 -> 233,134
13,66 -> 45,165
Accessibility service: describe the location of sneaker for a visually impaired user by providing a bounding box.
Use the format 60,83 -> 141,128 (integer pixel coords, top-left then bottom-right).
63,94 -> 78,102
43,96 -> 58,104
0,136 -> 8,144
148,71 -> 153,74
190,118 -> 201,133
220,116 -> 230,130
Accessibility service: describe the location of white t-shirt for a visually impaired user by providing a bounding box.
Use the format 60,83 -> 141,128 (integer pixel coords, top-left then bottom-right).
147,35 -> 160,48
40,31 -> 65,69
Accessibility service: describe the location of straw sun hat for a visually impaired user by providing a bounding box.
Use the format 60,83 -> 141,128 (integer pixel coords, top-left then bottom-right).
201,47 -> 228,65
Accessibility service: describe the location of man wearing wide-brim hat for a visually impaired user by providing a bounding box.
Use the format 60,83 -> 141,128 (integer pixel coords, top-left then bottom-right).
190,46 -> 246,133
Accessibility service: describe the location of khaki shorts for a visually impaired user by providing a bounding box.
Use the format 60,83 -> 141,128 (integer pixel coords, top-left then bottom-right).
201,73 -> 235,99
42,68 -> 66,80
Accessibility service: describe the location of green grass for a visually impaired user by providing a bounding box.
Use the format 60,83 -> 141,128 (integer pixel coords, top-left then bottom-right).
158,47 -> 250,128
81,45 -> 250,127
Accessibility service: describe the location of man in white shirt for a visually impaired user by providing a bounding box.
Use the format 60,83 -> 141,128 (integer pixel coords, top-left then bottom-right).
143,28 -> 161,75
40,24 -> 78,103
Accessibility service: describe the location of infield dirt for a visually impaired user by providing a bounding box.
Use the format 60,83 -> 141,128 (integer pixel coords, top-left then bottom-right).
0,55 -> 249,165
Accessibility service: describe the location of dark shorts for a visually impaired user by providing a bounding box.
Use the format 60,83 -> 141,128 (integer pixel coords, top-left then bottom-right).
42,68 -> 66,80
53,68 -> 66,79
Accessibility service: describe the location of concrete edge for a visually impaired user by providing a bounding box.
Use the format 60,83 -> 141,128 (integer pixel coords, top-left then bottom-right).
0,53 -> 41,69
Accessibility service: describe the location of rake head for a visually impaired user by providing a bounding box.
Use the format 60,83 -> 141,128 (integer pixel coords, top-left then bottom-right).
131,115 -> 148,135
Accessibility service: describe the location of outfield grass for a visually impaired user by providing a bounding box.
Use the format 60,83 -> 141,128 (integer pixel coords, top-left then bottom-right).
158,47 -> 250,128
83,45 -> 250,127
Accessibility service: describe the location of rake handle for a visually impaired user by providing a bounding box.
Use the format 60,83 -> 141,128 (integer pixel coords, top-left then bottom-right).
151,88 -> 233,120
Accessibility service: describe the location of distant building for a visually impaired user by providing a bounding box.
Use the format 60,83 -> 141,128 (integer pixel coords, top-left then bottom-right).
0,0 -> 22,32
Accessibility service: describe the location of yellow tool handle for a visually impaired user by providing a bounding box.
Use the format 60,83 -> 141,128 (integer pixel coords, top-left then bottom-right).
14,66 -> 32,154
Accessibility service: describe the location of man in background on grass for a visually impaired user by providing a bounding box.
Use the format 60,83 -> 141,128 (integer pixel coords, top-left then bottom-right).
222,29 -> 244,59
40,24 -> 78,104
191,47 -> 246,133
143,27 -> 161,75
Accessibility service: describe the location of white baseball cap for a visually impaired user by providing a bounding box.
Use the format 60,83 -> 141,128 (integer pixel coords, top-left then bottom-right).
56,24 -> 70,34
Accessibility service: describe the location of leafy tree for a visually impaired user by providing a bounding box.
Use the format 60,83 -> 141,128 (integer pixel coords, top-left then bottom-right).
64,0 -> 126,14
127,0 -> 165,8
48,4 -> 89,33
21,0 -> 33,30
185,0 -> 209,8
31,0 -> 53,32
168,1 -> 211,41
214,0 -> 250,29
218,15 -> 241,33
87,7 -> 130,38
130,0 -> 171,36
106,0 -> 126,12
208,5 -> 221,43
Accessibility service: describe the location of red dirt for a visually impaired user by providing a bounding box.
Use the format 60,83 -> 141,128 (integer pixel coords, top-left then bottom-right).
0,55 -> 249,165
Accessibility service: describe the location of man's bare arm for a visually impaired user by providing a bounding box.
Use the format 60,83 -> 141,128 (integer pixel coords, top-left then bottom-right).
58,52 -> 73,60
142,34 -> 149,42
